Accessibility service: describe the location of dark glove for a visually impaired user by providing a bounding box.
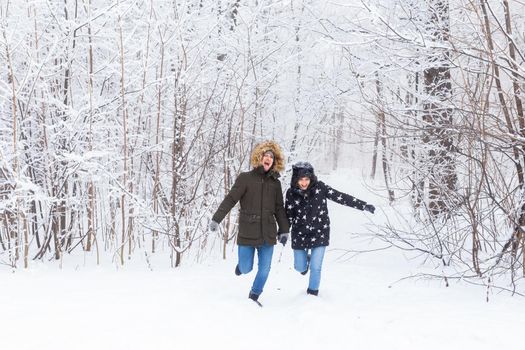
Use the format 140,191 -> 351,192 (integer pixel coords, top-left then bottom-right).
364,204 -> 375,214
209,220 -> 219,232
277,232 -> 289,246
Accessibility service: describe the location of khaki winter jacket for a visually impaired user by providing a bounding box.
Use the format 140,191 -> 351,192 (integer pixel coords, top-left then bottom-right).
212,141 -> 289,246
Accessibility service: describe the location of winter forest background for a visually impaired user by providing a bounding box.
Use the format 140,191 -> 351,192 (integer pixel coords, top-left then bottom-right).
1,0 -> 525,292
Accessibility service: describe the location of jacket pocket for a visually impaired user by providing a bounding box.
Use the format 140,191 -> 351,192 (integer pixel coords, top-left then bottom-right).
267,214 -> 277,225
264,211 -> 277,239
239,212 -> 261,240
267,216 -> 277,239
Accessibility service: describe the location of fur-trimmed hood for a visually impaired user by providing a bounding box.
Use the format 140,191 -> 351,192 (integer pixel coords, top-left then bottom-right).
250,140 -> 285,173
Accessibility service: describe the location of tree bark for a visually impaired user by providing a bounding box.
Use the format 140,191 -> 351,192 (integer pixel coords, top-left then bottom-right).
423,0 -> 456,217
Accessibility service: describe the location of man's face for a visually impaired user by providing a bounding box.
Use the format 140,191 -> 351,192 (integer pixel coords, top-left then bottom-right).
261,152 -> 274,172
298,177 -> 310,190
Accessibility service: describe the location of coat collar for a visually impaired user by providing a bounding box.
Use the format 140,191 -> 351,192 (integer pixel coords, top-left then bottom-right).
254,166 -> 280,180
292,179 -> 318,197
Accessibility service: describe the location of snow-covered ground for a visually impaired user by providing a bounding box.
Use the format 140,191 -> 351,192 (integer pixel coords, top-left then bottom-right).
1,170 -> 523,350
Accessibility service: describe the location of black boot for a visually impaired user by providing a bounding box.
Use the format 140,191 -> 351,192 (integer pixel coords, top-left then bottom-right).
235,264 -> 242,276
248,292 -> 263,307
301,254 -> 311,275
307,288 -> 318,296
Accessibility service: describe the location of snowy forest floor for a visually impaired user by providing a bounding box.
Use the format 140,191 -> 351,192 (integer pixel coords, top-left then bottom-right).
1,170 -> 523,350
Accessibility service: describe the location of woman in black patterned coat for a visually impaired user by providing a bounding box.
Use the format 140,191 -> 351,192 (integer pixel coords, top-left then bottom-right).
285,162 -> 375,296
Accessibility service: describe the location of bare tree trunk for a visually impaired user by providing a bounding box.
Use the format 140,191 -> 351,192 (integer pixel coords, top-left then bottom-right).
407,72 -> 425,212
85,0 -> 95,253
152,37 -> 165,254
423,0 -> 456,217
374,77 -> 395,202
288,0 -> 305,162
479,1 -> 525,277
118,8 -> 128,265
501,0 -> 525,273
479,0 -> 523,186
3,22 -> 18,177
2,14 -> 20,266
371,111 -> 380,179
171,54 -> 188,267
332,109 -> 344,171
223,118 -> 234,259
22,214 -> 29,268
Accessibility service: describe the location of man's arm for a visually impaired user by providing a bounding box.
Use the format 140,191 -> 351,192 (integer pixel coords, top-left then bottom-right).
212,174 -> 246,223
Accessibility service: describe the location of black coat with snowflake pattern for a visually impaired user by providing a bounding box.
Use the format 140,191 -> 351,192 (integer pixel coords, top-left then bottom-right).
285,180 -> 367,250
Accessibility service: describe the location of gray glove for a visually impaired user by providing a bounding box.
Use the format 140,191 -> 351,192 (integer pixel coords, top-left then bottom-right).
209,220 -> 219,232
364,204 -> 375,214
277,232 -> 289,246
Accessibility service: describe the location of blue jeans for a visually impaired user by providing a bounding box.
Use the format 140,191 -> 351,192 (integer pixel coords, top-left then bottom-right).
294,246 -> 326,291
238,243 -> 274,296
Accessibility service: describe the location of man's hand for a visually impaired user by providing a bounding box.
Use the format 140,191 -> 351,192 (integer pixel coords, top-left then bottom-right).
209,220 -> 219,232
278,232 -> 289,246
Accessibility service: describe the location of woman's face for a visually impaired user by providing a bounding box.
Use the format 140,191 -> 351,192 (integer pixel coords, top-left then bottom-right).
298,176 -> 310,190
